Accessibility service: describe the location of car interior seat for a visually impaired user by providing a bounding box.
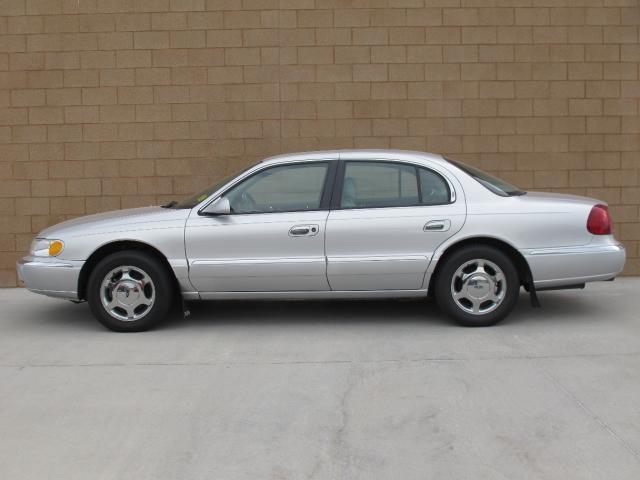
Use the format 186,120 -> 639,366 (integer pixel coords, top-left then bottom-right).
341,177 -> 358,208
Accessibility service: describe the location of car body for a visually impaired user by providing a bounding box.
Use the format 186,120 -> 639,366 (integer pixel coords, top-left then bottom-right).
17,150 -> 626,331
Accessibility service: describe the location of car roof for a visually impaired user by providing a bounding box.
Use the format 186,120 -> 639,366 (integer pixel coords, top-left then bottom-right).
260,149 -> 448,166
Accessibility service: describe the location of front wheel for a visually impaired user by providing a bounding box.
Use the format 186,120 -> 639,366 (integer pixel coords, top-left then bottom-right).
434,246 -> 520,327
87,251 -> 173,332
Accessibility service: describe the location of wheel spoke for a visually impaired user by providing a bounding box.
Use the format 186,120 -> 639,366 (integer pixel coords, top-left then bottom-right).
471,297 -> 482,314
102,276 -> 116,291
461,271 -> 476,282
120,269 -> 134,282
138,295 -> 153,307
486,290 -> 500,303
122,304 -> 136,319
105,295 -> 118,310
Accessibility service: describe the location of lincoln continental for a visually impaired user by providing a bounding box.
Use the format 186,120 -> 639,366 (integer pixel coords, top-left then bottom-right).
18,150 -> 625,331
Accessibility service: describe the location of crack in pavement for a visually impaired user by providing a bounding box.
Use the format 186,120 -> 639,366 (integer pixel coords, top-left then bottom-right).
538,363 -> 640,465
1,351 -> 640,369
329,363 -> 363,480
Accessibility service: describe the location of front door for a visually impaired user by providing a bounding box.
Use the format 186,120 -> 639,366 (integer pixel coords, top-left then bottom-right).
186,161 -> 333,292
326,160 -> 465,291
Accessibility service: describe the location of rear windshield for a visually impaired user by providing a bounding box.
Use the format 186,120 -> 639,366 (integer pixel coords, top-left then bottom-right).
446,158 -> 526,197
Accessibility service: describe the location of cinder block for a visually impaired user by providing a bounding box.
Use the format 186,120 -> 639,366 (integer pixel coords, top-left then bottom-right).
0,2 -> 637,276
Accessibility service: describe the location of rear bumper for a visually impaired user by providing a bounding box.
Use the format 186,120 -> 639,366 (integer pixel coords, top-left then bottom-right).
523,243 -> 626,289
16,256 -> 84,300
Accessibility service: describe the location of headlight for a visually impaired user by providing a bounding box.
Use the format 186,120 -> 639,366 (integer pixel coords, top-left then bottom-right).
30,238 -> 65,257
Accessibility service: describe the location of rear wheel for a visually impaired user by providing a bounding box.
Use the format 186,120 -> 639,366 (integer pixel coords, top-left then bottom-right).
434,246 -> 519,327
87,251 -> 173,332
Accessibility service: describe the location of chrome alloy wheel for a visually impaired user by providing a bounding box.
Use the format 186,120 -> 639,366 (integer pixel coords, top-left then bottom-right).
100,265 -> 155,321
450,259 -> 506,315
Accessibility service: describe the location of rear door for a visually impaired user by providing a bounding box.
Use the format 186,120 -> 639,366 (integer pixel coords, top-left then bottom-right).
325,159 -> 465,291
186,161 -> 336,293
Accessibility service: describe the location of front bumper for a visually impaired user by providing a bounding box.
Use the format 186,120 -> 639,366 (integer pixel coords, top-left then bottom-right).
523,242 -> 626,289
17,256 -> 84,300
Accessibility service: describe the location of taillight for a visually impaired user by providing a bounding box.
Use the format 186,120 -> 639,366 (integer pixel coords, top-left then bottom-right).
587,204 -> 612,235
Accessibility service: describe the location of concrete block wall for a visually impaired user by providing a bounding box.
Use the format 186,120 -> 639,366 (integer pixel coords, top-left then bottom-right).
1,0 -> 639,285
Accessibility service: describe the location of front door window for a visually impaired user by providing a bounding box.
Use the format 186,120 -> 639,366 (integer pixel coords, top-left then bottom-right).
226,163 -> 329,214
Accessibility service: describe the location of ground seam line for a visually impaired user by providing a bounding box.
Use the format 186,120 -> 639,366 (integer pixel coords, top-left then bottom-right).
2,351 -> 640,369
538,362 -> 640,464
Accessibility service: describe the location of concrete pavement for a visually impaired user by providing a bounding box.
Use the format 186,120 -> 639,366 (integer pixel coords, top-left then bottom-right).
1,279 -> 640,479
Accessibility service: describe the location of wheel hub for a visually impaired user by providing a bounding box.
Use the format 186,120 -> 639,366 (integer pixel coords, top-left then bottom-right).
114,281 -> 142,306
465,274 -> 491,299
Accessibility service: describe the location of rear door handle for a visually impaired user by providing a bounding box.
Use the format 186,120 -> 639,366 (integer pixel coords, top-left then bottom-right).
424,219 -> 451,232
289,224 -> 319,237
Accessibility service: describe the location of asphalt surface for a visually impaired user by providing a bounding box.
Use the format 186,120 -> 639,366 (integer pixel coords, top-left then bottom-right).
1,279 -> 640,480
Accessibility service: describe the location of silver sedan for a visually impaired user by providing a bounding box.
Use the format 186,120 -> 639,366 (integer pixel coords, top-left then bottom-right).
17,150 -> 625,332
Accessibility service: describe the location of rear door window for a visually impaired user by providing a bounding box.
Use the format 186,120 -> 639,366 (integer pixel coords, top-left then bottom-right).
339,161 -> 451,209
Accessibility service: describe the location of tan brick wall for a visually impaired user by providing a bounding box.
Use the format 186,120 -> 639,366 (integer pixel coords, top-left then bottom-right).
1,0 -> 639,286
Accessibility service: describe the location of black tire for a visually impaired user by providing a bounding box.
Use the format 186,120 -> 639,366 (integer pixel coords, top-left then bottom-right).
434,246 -> 519,327
87,251 -> 173,332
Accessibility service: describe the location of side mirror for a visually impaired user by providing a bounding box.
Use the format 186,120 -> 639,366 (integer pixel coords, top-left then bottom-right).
200,196 -> 231,216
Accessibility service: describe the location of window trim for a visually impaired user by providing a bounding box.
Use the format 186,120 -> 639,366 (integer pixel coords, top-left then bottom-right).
198,160 -> 337,216
331,159 -> 455,211
445,157 -> 525,197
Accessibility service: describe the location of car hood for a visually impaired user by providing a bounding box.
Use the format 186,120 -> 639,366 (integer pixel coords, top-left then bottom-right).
39,206 -> 190,238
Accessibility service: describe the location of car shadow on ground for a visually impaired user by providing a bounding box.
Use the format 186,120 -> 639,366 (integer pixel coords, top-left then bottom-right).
175,290 -> 605,329
30,289 -> 607,332
180,297 -> 446,328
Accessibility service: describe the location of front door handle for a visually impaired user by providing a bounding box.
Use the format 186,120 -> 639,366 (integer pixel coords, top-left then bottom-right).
289,224 -> 319,237
424,219 -> 451,232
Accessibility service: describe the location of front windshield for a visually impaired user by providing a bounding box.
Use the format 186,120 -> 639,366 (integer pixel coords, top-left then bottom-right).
171,165 -> 253,209
446,158 -> 526,197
